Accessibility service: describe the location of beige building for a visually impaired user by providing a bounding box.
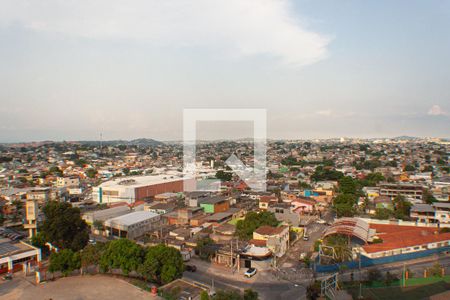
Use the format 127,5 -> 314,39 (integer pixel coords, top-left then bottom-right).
252,225 -> 289,257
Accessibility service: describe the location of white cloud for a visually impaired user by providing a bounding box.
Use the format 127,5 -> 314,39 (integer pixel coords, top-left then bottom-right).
428,105 -> 448,116
315,110 -> 333,116
0,0 -> 330,67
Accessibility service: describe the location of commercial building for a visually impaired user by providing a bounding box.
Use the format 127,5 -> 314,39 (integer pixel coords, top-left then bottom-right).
0,238 -> 41,274
104,211 -> 161,239
92,175 -> 195,204
379,182 -> 424,200
360,224 -> 450,259
82,205 -> 142,225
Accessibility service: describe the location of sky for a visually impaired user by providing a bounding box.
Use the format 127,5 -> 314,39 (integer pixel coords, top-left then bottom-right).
0,0 -> 449,142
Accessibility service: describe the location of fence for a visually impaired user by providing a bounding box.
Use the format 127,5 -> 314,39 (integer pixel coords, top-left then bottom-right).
357,217 -> 450,228
314,246 -> 450,273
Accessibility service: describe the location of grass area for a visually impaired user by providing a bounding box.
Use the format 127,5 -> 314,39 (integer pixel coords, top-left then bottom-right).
228,217 -> 244,225
347,281 -> 450,300
345,276 -> 450,300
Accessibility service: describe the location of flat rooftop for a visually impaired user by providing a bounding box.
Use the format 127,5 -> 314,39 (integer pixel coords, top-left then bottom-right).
105,211 -> 159,226
97,174 -> 187,189
0,238 -> 37,258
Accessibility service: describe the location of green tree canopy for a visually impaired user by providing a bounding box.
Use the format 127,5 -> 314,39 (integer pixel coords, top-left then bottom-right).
85,168 -> 97,178
392,195 -> 412,220
41,201 -> 89,251
81,242 -> 106,269
215,170 -> 232,181
375,208 -> 392,220
100,239 -> 144,275
139,244 -> 184,284
235,211 -> 279,240
49,249 -> 81,275
333,193 -> 357,217
311,166 -> 343,182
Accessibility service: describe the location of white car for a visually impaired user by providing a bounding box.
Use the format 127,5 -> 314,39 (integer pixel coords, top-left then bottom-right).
316,219 -> 326,224
244,268 -> 257,278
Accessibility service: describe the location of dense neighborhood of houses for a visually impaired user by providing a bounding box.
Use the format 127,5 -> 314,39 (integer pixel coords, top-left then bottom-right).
0,137 -> 449,299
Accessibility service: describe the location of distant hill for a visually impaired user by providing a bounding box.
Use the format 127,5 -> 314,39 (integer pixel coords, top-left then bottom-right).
78,138 -> 164,147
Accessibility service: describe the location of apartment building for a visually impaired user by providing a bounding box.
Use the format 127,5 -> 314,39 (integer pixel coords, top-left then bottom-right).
410,202 -> 450,224
379,182 -> 424,200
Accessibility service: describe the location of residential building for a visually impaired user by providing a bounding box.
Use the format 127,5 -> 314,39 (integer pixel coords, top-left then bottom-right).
251,225 -> 289,257
410,203 -> 450,224
199,196 -> 230,213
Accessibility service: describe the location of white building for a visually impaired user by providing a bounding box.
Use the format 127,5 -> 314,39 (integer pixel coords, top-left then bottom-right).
104,211 -> 161,239
92,174 -> 194,204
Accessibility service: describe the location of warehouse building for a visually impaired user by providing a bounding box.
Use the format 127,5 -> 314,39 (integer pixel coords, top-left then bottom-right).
92,175 -> 195,204
104,211 -> 161,239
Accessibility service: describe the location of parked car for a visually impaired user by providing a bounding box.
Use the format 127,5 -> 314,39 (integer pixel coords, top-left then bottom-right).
303,234 -> 309,241
185,265 -> 197,272
299,252 -> 307,260
316,219 -> 326,224
244,268 -> 257,278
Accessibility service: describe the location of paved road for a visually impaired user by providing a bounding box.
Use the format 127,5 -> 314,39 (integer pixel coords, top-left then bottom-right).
183,258 -> 308,300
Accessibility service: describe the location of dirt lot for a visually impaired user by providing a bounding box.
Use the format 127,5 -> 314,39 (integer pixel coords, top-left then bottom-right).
0,274 -> 153,300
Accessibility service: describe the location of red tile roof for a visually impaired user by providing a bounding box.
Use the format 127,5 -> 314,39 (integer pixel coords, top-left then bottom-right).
249,239 -> 267,247
362,224 -> 450,254
254,225 -> 287,236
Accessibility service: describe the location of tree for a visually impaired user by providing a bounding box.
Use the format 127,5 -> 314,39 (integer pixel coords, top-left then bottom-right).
423,189 -> 437,204
333,194 -> 357,217
100,239 -> 144,275
49,166 -> 63,176
122,167 -> 130,176
195,237 -> 215,261
200,291 -> 210,300
215,170 -> 232,181
324,235 -> 352,263
360,172 -> 385,187
139,244 -> 184,284
298,181 -> 312,189
41,201 -> 89,251
311,166 -> 343,182
80,242 -> 106,271
243,289 -> 258,300
404,164 -> 416,172
49,249 -> 81,276
338,176 -> 358,194
31,232 -> 50,256
392,195 -> 412,220
428,262 -> 443,277
235,211 -> 279,240
214,290 -> 243,300
85,168 -> 97,178
375,208 -> 392,220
